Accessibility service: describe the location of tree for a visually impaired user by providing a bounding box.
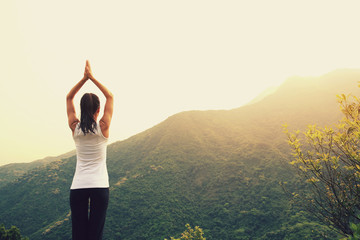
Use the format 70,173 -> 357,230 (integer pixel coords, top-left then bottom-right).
0,224 -> 29,240
165,224 -> 206,240
284,93 -> 360,237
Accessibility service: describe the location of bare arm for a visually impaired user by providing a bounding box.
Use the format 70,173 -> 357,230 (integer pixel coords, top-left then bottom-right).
66,64 -> 88,133
86,60 -> 114,138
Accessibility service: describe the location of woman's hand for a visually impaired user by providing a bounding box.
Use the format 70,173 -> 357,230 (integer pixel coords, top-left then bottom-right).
84,60 -> 95,80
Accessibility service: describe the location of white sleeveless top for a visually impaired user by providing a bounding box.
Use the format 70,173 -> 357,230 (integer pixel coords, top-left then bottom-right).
70,122 -> 109,189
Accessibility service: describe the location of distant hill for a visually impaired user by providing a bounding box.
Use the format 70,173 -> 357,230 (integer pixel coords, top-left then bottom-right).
1,69 -> 360,239
0,150 -> 75,188
246,85 -> 279,105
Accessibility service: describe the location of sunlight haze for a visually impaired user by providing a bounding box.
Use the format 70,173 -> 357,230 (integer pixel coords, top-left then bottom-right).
1,0 -> 360,165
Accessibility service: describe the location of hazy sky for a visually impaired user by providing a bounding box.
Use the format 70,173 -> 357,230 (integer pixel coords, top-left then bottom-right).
1,0 -> 360,165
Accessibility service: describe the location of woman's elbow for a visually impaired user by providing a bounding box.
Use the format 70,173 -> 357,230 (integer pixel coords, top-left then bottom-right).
107,92 -> 114,100
66,93 -> 74,101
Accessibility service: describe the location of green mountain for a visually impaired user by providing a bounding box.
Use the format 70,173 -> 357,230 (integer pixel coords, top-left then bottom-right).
1,69 -> 360,239
0,150 -> 75,188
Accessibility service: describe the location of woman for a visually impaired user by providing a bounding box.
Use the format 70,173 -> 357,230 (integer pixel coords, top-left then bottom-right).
66,60 -> 114,240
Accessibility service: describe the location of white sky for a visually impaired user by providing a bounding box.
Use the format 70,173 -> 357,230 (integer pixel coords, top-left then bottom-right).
1,0 -> 360,165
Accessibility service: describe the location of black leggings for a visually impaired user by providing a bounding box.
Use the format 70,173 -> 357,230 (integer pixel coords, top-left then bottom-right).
70,188 -> 109,240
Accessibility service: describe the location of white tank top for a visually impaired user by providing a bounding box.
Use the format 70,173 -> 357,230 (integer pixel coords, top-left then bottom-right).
70,122 -> 109,189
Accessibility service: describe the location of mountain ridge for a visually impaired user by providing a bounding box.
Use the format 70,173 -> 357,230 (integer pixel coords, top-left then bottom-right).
1,69 -> 360,239
0,150 -> 75,188
5,68 -> 359,167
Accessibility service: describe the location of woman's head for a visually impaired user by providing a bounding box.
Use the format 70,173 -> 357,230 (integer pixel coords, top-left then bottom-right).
80,93 -> 100,134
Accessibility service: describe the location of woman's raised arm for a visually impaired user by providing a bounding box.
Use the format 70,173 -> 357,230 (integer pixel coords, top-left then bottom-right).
66,64 -> 88,132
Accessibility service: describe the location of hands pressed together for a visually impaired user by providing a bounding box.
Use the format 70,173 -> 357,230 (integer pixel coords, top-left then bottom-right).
83,60 -> 95,81
67,59 -> 114,135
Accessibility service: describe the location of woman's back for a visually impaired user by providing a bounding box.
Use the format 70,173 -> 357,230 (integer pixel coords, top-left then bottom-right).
71,122 -> 109,189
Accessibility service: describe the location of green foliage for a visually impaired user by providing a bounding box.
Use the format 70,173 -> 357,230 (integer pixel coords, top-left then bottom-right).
165,224 -> 206,240
0,224 -> 29,240
285,93 -> 360,237
345,222 -> 360,240
0,151 -> 75,188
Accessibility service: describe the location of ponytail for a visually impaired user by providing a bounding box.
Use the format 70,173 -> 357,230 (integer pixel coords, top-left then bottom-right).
80,93 -> 100,134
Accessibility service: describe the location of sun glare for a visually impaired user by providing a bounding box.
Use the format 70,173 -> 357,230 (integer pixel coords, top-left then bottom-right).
1,0 -> 360,165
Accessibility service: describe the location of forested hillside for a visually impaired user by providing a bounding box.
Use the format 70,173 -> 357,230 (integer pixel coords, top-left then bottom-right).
1,69 -> 360,239
0,150 -> 75,188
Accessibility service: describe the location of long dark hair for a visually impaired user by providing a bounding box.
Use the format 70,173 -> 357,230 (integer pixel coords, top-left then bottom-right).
80,93 -> 100,134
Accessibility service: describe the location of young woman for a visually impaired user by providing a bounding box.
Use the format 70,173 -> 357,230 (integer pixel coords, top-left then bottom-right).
66,60 -> 114,240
